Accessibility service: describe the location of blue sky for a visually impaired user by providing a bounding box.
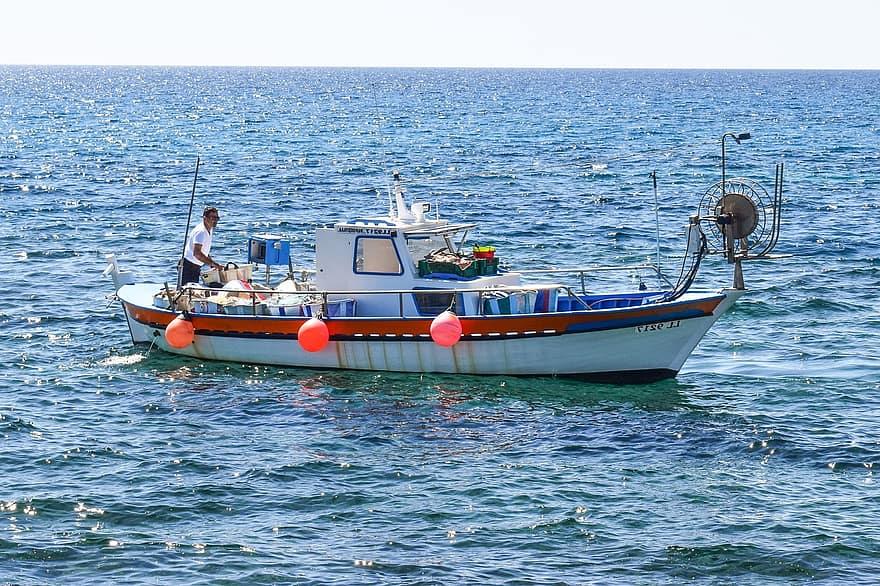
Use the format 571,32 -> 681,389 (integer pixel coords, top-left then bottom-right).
4,0 -> 878,68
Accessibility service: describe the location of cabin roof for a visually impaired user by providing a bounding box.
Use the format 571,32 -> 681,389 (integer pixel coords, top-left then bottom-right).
332,216 -> 474,237
402,223 -> 475,236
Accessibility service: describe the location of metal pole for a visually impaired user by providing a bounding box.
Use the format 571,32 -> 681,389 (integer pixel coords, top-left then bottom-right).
721,134 -> 727,195
720,133 -> 734,262
177,157 -> 201,288
651,170 -> 662,287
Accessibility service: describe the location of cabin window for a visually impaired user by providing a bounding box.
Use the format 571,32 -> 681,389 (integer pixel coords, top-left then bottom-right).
354,236 -> 403,275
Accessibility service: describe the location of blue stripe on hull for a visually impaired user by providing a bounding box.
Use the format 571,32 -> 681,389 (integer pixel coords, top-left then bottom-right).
563,307 -> 710,333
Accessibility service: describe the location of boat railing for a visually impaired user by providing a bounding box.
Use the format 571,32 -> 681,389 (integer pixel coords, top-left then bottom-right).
273,264 -> 671,297
515,263 -> 673,293
168,279 -> 668,318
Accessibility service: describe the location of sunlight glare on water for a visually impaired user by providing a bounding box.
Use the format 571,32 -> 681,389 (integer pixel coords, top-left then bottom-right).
1,66 -> 879,584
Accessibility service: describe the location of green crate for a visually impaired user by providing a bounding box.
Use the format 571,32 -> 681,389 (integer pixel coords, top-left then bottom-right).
420,258 -> 484,278
474,258 -> 498,275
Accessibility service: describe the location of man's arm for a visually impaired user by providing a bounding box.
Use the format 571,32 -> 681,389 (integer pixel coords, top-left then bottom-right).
193,243 -> 222,269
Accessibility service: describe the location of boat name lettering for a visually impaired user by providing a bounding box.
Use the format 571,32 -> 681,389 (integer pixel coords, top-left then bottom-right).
636,320 -> 681,333
337,226 -> 398,235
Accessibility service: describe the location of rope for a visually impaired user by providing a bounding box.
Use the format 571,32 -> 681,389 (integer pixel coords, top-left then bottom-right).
660,225 -> 709,303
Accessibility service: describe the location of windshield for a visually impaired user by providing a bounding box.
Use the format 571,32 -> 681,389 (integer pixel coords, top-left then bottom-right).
405,234 -> 452,263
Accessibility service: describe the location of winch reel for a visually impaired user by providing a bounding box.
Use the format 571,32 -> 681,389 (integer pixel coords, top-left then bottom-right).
697,165 -> 784,265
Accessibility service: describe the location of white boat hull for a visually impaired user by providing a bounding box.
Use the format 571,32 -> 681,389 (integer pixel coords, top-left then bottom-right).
118,284 -> 743,382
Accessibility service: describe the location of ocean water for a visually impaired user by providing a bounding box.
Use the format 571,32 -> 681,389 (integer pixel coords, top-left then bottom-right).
1,67 -> 879,584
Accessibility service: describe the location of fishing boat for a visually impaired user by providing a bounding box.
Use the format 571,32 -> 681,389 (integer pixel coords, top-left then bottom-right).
105,137 -> 784,383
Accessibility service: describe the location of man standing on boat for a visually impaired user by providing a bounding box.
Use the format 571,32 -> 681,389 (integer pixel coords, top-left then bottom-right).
180,206 -> 223,285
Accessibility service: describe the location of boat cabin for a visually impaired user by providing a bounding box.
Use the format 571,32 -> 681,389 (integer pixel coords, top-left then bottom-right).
314,203 -> 521,317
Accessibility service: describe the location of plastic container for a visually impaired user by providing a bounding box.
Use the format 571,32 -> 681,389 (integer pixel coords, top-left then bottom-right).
201,263 -> 255,285
220,263 -> 254,283
473,245 -> 496,260
302,298 -> 357,318
153,292 -> 172,309
221,302 -> 265,316
264,293 -> 307,316
482,290 -> 537,315
201,268 -> 221,285
420,257 -> 495,279
191,299 -> 220,314
265,304 -> 302,316
418,259 -> 431,277
534,288 -> 559,313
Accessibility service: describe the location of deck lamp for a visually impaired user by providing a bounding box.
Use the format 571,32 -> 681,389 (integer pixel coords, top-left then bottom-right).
721,132 -> 751,193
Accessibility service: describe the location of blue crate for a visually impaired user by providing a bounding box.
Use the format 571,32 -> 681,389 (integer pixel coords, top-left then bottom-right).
248,234 -> 290,266
302,298 -> 357,318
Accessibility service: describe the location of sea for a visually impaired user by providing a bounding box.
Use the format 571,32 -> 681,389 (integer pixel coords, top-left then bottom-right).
1,67 -> 879,584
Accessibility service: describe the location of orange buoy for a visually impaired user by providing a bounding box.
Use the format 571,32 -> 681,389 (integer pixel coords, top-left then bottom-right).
298,317 -> 330,352
165,315 -> 194,348
430,311 -> 462,347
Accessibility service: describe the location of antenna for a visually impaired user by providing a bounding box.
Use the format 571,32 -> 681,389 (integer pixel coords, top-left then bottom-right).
386,169 -> 400,217
177,157 -> 200,289
391,170 -> 414,220
650,170 -> 662,287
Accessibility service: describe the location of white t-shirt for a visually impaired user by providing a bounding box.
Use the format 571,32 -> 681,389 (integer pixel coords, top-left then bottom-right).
184,222 -> 213,265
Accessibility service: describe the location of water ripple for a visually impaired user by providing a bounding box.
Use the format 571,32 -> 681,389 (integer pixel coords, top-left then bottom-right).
2,66 -> 880,584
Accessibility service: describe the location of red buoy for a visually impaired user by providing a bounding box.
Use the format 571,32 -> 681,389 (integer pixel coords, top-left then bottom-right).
165,315 -> 194,348
298,317 -> 330,352
430,311 -> 462,347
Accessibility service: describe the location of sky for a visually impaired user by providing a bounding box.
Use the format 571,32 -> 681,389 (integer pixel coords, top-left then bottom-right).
3,0 -> 878,69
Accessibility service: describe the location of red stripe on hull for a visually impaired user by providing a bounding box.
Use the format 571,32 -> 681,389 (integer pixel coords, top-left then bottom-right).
125,296 -> 724,339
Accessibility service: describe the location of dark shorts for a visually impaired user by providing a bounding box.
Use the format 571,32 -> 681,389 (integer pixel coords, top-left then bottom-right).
180,259 -> 202,285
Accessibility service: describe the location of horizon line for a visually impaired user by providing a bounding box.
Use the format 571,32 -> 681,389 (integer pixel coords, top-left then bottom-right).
3,63 -> 879,71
